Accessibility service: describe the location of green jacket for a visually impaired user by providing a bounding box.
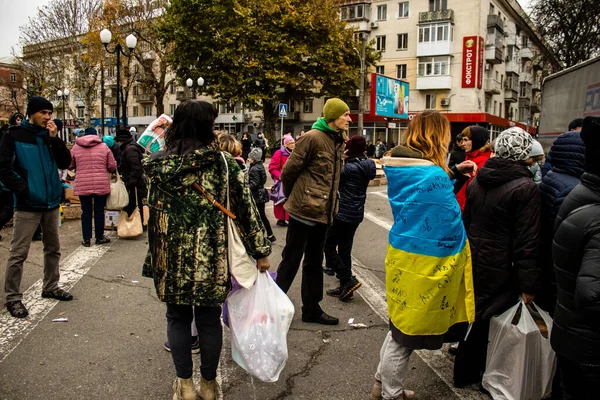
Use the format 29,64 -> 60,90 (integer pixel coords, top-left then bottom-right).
142,144 -> 271,306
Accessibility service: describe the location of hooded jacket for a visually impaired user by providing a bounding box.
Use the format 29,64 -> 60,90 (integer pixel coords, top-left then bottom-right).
0,120 -> 71,211
464,157 -> 541,319
118,138 -> 145,188
69,135 -> 117,196
281,118 -> 345,225
248,161 -> 269,204
142,143 -> 271,306
551,173 -> 600,365
336,156 -> 376,223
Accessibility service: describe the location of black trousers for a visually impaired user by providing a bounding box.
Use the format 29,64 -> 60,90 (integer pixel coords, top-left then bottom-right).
166,303 -> 222,381
256,202 -> 273,237
276,218 -> 328,315
0,191 -> 13,229
558,355 -> 600,400
453,318 -> 490,388
123,185 -> 146,221
324,218 -> 360,283
79,194 -> 107,240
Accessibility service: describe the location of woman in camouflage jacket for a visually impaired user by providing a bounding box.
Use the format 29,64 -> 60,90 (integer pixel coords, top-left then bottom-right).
142,100 -> 271,400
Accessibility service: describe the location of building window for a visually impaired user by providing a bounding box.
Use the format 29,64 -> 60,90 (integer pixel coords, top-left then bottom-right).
520,82 -> 528,97
169,83 -> 175,94
341,4 -> 365,20
429,0 -> 447,11
376,65 -> 385,75
10,73 -> 16,83
398,2 -> 409,18
77,107 -> 84,118
304,99 -> 313,113
522,36 -> 529,48
499,102 -> 503,118
133,85 -> 139,96
133,106 -> 139,117
485,97 -> 491,113
377,4 -> 387,21
107,67 -> 114,78
397,33 -> 408,50
425,94 -> 437,109
396,64 -> 407,79
494,100 -> 498,115
418,56 -> 450,76
144,105 -> 152,116
419,23 -> 450,43
111,107 -> 116,117
519,107 -> 527,122
376,35 -> 386,51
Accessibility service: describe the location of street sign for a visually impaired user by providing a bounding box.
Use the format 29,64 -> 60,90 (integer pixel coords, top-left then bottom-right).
278,103 -> 288,118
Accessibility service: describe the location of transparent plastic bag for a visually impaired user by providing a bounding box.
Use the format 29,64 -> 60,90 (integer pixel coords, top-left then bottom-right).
227,272 -> 294,382
482,301 -> 556,400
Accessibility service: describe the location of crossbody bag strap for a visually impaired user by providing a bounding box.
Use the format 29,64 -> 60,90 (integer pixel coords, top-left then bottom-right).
191,152 -> 237,220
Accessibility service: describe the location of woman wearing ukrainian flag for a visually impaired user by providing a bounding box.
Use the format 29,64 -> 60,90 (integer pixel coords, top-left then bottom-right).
371,111 -> 476,400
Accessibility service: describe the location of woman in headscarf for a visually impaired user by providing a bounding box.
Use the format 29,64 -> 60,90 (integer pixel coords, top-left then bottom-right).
454,125 -> 492,211
268,135 -> 295,226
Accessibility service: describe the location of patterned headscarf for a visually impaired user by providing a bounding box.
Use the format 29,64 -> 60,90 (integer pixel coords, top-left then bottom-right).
494,127 -> 533,161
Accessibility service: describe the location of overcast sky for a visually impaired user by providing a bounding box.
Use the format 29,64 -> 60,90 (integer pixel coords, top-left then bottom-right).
0,0 -> 535,59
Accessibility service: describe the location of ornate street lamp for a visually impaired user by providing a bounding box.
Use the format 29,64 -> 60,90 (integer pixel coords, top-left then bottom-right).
186,77 -> 205,98
56,88 -> 69,141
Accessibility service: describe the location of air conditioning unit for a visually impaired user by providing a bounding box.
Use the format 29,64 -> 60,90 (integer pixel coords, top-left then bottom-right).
440,98 -> 450,107
370,22 -> 378,29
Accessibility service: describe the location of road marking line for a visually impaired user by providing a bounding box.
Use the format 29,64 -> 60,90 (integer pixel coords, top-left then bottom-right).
0,241 -> 115,363
354,215 -> 487,399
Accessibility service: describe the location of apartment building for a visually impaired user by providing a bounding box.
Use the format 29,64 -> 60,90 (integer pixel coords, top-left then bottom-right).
0,57 -> 25,124
338,0 -> 559,143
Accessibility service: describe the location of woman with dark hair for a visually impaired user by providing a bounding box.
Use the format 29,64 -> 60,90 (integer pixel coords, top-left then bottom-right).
240,132 -> 252,161
454,125 -> 492,211
142,100 -> 272,400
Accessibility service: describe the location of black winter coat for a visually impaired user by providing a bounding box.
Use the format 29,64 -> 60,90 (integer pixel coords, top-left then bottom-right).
119,139 -> 145,188
464,157 -> 541,320
336,156 -> 376,224
248,162 -> 269,204
551,173 -> 600,365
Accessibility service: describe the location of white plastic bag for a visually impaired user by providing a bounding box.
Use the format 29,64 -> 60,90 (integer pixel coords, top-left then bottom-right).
482,301 -> 556,400
106,171 -> 129,210
227,272 -> 295,382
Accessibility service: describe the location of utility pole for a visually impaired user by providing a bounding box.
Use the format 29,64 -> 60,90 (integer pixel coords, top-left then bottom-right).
358,32 -> 367,136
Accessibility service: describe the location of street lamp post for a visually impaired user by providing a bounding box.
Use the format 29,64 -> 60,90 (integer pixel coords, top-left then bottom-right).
354,32 -> 367,136
56,88 -> 69,141
100,29 -> 137,130
186,77 -> 205,98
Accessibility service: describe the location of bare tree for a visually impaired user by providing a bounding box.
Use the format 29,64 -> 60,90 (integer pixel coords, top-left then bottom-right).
531,0 -> 600,68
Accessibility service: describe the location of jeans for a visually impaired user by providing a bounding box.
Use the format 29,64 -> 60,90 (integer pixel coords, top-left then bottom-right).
166,303 -> 222,380
256,202 -> 273,237
558,355 -> 600,400
0,191 -> 14,229
276,218 -> 328,315
375,331 -> 414,399
79,194 -> 108,241
324,218 -> 359,283
5,209 -> 61,302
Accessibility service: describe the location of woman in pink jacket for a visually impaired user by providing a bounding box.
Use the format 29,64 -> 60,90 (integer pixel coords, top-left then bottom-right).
268,135 -> 295,226
69,128 -> 117,247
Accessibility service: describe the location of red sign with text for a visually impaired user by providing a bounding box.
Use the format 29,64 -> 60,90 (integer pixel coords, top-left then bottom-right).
462,36 -> 483,88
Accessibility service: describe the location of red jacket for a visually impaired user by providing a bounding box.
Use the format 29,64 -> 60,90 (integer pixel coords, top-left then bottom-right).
268,148 -> 290,180
69,135 -> 117,196
455,149 -> 492,211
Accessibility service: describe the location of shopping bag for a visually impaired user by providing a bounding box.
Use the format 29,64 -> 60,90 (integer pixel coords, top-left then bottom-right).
269,180 -> 286,205
227,216 -> 259,289
117,208 -> 143,238
227,272 -> 295,382
106,171 -> 129,210
482,301 -> 556,400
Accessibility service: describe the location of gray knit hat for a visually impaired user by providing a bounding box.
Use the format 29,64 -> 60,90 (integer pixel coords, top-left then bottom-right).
248,147 -> 263,162
494,127 -> 533,161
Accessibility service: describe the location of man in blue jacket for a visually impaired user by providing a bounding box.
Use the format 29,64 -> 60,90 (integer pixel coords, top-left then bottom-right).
0,96 -> 73,318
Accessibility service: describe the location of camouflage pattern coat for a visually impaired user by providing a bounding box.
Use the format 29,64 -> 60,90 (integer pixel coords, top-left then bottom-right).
142,144 -> 271,306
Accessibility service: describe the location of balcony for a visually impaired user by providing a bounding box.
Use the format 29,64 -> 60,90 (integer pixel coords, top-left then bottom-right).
135,93 -> 154,103
284,111 -> 300,121
485,47 -> 503,64
176,90 -> 192,101
506,59 -> 519,75
416,75 -> 452,90
484,78 -> 501,94
532,80 -> 541,93
487,15 -> 504,33
416,40 -> 453,57
531,99 -> 540,113
105,96 -> 117,106
504,88 -> 518,103
520,47 -> 533,61
419,9 -> 454,23
519,97 -> 531,108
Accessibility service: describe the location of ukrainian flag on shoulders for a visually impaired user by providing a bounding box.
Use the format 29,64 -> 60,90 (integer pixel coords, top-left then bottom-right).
382,156 -> 475,336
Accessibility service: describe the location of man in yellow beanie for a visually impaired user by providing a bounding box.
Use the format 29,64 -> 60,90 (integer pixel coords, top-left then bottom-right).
276,98 -> 351,325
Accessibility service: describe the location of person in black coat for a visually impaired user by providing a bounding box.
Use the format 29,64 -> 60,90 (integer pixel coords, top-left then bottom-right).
114,128 -> 146,221
448,133 -> 466,168
247,147 -> 275,243
366,141 -> 376,158
240,132 -> 252,162
551,116 -> 600,400
454,127 -> 541,388
254,133 -> 266,162
324,136 -> 376,301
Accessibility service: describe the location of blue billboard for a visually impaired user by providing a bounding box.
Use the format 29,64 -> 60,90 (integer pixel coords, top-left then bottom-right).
370,73 -> 409,119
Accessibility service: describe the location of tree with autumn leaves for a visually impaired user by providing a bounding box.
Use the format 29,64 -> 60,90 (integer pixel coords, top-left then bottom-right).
159,0 -> 379,142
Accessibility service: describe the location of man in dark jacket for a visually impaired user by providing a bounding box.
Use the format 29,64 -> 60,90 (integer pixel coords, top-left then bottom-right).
551,116 -> 600,400
115,128 -> 146,222
324,135 -> 376,301
276,98 -> 349,325
454,127 -> 541,387
0,96 -> 73,318
254,132 -> 266,162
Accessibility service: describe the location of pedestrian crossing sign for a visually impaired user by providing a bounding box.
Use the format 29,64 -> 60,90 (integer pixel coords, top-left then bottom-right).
278,103 -> 288,118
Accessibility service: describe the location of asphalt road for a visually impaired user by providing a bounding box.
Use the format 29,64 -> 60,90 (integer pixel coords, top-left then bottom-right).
0,172 -> 488,400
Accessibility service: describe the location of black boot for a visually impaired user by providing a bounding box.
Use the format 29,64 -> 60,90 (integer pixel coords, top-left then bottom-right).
339,276 -> 361,302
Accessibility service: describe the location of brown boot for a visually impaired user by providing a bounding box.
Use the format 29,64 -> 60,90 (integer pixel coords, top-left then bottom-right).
198,377 -> 219,400
370,379 -> 416,400
172,377 -> 197,400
